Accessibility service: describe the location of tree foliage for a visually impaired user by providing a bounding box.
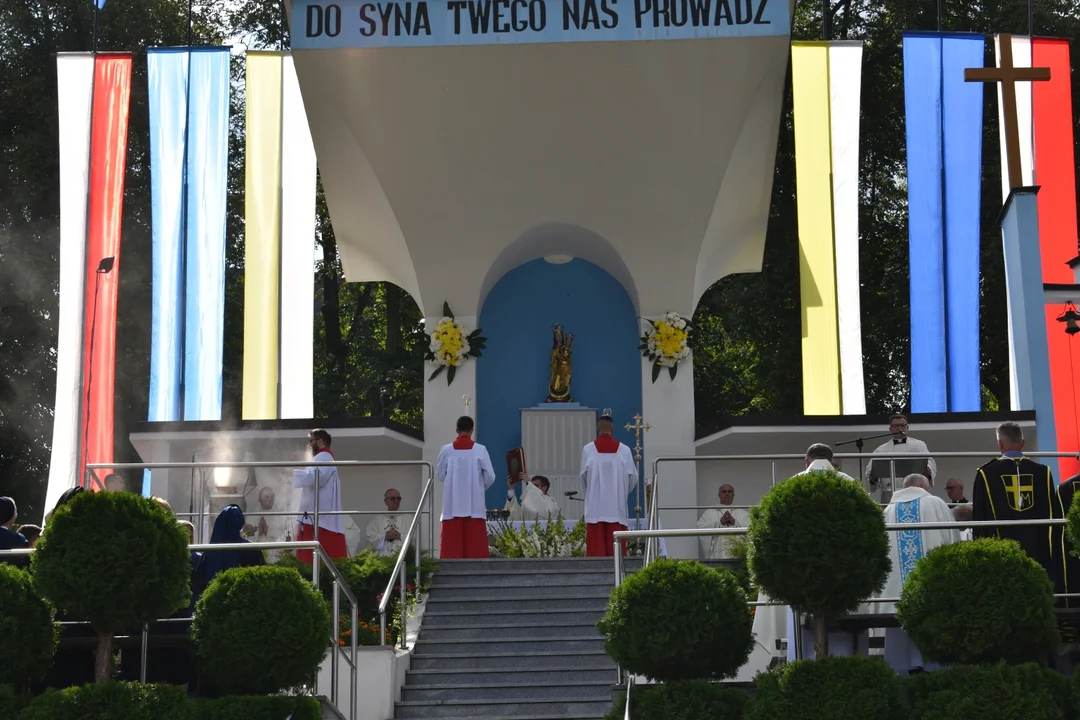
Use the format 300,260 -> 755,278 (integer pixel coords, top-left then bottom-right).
0,563 -> 58,688
31,490 -> 191,682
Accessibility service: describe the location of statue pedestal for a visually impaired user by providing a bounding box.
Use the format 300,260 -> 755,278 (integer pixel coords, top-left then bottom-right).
520,406 -> 597,521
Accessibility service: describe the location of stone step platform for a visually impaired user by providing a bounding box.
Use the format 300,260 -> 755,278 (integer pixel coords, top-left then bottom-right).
422,608 -> 601,628
409,649 -> 615,672
433,570 -> 613,587
406,668 -> 616,687
426,583 -> 611,601
395,698 -> 612,718
402,680 -> 617,703
424,595 -> 610,614
413,637 -> 605,656
419,621 -> 601,641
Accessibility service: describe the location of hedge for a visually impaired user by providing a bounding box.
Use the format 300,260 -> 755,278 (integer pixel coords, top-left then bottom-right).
193,565 -> 331,696
604,680 -> 747,720
597,559 -> 754,681
896,538 -> 1058,665
0,564 -> 58,688
906,663 -> 1071,720
7,682 -> 321,720
745,656 -> 906,720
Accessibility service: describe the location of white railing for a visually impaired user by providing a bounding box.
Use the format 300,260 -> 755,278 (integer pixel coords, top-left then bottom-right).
0,541 -> 360,720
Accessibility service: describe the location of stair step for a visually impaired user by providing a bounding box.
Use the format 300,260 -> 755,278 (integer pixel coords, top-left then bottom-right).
437,558 -> 617,573
433,571 -> 612,587
406,669 -> 616,686
413,637 -> 604,656
409,650 -> 614,671
422,609 -> 601,627
394,698 -> 612,718
419,623 -> 601,641
402,681 -> 614,703
425,596 -> 610,613
428,584 -> 612,600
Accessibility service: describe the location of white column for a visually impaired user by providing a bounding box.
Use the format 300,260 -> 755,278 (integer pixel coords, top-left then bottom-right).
422,314 -> 479,556
642,354 -> 698,559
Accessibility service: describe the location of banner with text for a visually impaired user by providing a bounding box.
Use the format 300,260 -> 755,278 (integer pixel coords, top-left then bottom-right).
291,0 -> 789,49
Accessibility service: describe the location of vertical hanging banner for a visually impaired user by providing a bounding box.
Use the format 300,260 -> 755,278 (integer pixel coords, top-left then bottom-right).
183,48 -> 231,421
80,54 -> 133,489
903,32 -> 984,414
47,54 -> 96,511
242,52 -> 284,420
998,35 -> 1080,478
792,41 -> 864,416
279,53 -> 317,420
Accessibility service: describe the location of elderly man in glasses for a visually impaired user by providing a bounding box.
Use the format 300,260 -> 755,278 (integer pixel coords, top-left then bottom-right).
368,488 -> 406,556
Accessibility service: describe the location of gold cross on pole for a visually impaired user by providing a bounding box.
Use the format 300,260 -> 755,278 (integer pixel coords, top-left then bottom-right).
462,394 -> 471,416
624,413 -> 651,464
964,34 -> 1050,191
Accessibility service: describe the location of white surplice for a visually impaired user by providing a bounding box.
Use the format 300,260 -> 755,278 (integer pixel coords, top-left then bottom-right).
698,507 -> 750,559
437,442 -> 495,520
506,482 -> 560,521
865,437 -> 937,484
579,442 -> 638,525
367,513 -> 406,556
876,485 -> 959,674
292,449 -> 344,534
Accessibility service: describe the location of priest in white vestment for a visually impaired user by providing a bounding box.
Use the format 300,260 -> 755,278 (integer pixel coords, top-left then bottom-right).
367,488 -> 406,556
437,416 -> 495,559
698,484 -> 750,559
245,486 -> 290,562
505,474 -> 560,521
579,410 -> 638,557
293,429 -> 347,564
877,474 -> 959,675
866,415 -> 937,495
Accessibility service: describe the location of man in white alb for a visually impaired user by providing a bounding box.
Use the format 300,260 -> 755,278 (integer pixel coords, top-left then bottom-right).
367,488 -> 405,556
505,473 -> 560,521
293,429 -> 346,564
698,484 -> 750,559
437,416 -> 495,559
579,409 -> 638,557
877,473 -> 959,675
866,415 -> 937,497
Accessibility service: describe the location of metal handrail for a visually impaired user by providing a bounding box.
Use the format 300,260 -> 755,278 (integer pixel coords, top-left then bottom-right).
377,473 -> 435,649
0,540 -> 359,720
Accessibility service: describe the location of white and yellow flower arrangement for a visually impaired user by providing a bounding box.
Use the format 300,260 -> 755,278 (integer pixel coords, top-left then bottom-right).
424,302 -> 486,385
639,312 -> 692,382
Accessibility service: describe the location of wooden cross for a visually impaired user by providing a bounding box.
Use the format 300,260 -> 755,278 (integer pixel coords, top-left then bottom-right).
964,34 -> 1050,191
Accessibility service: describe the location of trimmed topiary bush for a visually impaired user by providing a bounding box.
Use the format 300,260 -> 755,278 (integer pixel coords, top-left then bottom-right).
0,564 -> 57,688
18,681 -> 193,720
193,565 -> 331,695
906,662 -> 1070,720
895,538 -> 1058,665
603,680 -> 747,720
748,470 -> 890,657
31,490 -> 191,682
597,559 -> 753,681
745,656 -> 905,720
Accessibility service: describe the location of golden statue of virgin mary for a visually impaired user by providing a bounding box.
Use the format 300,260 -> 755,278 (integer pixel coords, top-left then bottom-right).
547,324 -> 573,402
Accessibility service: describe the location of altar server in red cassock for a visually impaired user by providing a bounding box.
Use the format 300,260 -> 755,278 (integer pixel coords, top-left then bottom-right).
580,409 -> 638,557
293,429 -> 347,564
437,416 -> 495,559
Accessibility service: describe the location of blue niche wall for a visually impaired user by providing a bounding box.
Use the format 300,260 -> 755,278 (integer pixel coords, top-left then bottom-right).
477,258 -> 642,510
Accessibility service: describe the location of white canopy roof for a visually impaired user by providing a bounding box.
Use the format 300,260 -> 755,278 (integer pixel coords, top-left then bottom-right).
290,14 -> 792,316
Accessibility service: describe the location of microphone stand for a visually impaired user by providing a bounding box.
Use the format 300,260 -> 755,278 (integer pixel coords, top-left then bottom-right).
835,431 -> 900,486
82,257 -> 115,491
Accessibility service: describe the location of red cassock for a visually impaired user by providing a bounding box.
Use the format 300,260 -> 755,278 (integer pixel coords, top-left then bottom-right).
585,433 -> 628,558
439,436 -> 492,560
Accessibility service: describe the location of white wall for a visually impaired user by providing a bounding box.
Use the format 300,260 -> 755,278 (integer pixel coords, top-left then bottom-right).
317,646 -> 410,720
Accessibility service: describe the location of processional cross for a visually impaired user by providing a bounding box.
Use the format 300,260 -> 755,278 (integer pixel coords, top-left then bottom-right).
625,413 -> 651,521
964,34 -> 1050,190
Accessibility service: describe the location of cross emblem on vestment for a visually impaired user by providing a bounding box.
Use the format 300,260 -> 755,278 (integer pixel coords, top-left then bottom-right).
964,34 -> 1051,190
1002,473 -> 1035,511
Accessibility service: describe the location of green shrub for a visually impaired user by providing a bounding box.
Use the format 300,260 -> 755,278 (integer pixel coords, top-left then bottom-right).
745,656 -> 905,720
32,491 -> 191,682
0,684 -> 30,719
604,680 -> 747,720
906,662 -> 1070,720
597,559 -> 753,681
748,470 -> 890,658
896,538 -> 1058,665
0,564 -> 57,687
193,565 -> 331,695
18,681 -> 193,720
193,695 -> 322,720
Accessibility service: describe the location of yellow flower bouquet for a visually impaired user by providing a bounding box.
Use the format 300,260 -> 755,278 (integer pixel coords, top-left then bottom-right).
424,302 -> 487,385
639,312 -> 692,382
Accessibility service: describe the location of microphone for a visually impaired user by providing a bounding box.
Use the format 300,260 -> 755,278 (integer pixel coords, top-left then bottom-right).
81,256 -> 117,490
564,491 -> 578,497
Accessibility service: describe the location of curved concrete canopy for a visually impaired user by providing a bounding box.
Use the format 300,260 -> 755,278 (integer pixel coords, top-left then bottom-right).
292,26 -> 792,318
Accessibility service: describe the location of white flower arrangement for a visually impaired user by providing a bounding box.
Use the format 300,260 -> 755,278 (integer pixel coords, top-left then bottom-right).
639,312 -> 692,382
424,302 -> 486,385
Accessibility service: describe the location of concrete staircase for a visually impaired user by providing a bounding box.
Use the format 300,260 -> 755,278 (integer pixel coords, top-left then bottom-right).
395,557 -> 622,719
